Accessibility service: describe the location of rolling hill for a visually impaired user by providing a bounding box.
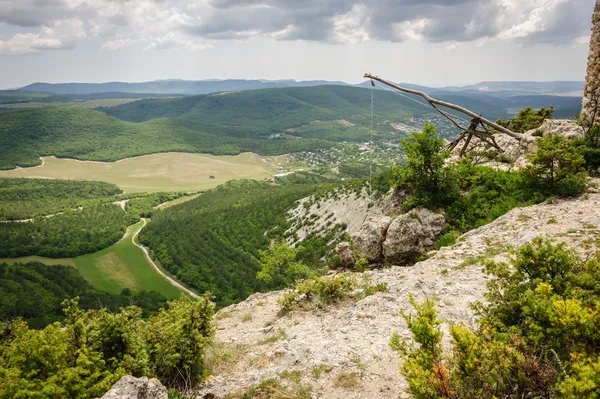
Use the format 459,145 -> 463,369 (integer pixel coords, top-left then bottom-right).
18,79 -> 347,95
0,85 -> 583,170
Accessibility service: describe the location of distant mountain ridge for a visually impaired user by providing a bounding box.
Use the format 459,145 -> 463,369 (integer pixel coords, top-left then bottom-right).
19,79 -> 348,95
18,79 -> 585,97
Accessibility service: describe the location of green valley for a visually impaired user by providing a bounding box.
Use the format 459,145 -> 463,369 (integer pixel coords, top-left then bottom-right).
0,85 -> 582,170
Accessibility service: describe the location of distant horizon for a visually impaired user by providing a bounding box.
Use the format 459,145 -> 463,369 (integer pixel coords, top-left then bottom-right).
2,78 -> 587,92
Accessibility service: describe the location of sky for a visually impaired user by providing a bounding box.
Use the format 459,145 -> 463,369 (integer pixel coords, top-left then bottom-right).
0,0 -> 596,88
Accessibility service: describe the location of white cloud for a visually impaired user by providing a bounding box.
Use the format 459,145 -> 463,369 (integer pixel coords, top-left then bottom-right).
445,42 -> 459,51
391,18 -> 430,42
0,18 -> 86,54
331,4 -> 370,44
145,32 -> 212,51
101,38 -> 136,50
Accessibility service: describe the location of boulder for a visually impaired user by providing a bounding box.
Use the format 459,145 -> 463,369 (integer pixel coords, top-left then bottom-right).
99,376 -> 167,399
525,119 -> 585,140
382,208 -> 446,265
381,188 -> 409,215
351,216 -> 393,262
335,241 -> 356,267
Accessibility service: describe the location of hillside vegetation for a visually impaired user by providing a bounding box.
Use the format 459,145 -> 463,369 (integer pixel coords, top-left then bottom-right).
0,107 -> 332,169
0,261 -> 170,328
0,85 -> 581,170
139,179 -> 343,307
0,178 -> 121,220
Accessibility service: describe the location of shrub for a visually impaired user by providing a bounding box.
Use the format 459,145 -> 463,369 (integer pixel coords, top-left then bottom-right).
496,106 -> 554,133
0,294 -> 215,398
256,241 -> 314,290
145,295 -> 215,389
394,123 -> 459,209
278,273 -> 358,312
522,134 -> 587,197
579,125 -> 600,174
391,238 -> 600,398
436,231 -> 460,249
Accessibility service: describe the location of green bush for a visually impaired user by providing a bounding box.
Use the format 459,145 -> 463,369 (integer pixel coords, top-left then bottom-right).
391,238 -> 600,398
394,123 -> 459,209
522,134 -> 587,197
256,241 -> 314,290
0,294 -> 214,398
496,106 -> 554,133
279,273 -> 359,312
579,125 -> 600,174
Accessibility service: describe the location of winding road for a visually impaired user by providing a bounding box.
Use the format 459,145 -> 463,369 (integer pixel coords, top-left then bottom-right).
132,218 -> 200,299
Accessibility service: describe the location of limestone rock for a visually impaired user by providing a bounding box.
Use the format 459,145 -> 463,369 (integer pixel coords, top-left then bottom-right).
450,119 -> 585,169
99,376 -> 167,399
335,241 -> 356,267
382,208 -> 446,264
352,216 -> 393,262
526,119 -> 584,140
381,188 -> 408,215
582,0 -> 600,125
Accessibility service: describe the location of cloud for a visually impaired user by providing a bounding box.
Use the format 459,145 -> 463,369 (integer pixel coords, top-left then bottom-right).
145,32 -> 213,51
0,0 -> 595,55
101,38 -> 136,50
0,18 -> 86,54
0,0 -> 79,27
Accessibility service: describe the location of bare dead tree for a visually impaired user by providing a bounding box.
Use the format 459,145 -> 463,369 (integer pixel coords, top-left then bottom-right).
364,73 -> 522,157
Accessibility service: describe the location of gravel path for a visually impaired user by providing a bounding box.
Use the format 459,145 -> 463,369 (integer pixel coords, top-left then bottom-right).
132,218 -> 200,299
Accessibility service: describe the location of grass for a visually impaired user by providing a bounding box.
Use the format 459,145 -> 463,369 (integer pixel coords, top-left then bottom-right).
311,364 -> 333,379
205,341 -> 248,376
0,221 -> 183,298
74,221 -> 182,298
333,371 -> 361,388
0,152 -> 275,193
257,330 -> 287,345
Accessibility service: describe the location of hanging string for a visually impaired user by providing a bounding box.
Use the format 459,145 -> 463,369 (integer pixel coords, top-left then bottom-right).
370,80 -> 374,195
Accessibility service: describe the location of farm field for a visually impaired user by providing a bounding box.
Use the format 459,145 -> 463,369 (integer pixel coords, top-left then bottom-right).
74,220 -> 182,298
0,152 -> 277,193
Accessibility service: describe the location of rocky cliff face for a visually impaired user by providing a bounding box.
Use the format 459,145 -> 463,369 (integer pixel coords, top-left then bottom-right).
583,0 -> 600,125
195,187 -> 600,398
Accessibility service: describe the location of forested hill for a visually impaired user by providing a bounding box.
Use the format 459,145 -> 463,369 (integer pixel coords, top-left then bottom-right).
19,79 -> 347,95
100,85 -> 582,124
0,85 -> 582,170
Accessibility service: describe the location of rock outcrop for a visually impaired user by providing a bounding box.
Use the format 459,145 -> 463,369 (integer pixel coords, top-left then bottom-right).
583,0 -> 600,125
335,241 -> 356,267
528,119 -> 585,140
351,216 -> 393,262
382,208 -> 446,264
450,119 -> 586,168
197,185 -> 600,399
99,376 -> 167,399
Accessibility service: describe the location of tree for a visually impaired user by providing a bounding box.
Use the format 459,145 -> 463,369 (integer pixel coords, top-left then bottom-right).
395,123 -> 459,208
522,134 -> 586,196
496,106 -> 554,133
256,240 -> 312,290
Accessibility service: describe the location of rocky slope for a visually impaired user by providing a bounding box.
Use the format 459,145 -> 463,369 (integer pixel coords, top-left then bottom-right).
197,187 -> 600,399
